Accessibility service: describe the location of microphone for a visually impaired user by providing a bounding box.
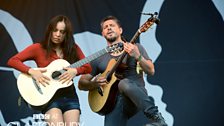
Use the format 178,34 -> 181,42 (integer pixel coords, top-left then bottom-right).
141,12 -> 160,24
141,12 -> 158,16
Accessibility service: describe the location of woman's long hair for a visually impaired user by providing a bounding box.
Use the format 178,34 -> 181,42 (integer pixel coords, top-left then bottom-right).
41,15 -> 78,63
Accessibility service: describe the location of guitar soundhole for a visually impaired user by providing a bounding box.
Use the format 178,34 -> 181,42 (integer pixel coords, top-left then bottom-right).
52,71 -> 62,79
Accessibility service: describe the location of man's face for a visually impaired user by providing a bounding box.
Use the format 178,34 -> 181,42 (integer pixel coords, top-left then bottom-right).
101,19 -> 122,43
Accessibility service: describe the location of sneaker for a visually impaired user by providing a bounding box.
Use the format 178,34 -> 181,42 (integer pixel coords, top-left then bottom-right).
146,112 -> 168,126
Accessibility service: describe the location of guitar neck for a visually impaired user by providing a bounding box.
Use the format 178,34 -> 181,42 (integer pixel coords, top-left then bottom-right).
131,31 -> 141,44
106,30 -> 141,77
69,48 -> 108,68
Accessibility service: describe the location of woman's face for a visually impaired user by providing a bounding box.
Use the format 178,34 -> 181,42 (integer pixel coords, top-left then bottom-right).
51,21 -> 66,45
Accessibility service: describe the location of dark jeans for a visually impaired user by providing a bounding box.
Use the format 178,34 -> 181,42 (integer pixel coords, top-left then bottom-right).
104,78 -> 158,126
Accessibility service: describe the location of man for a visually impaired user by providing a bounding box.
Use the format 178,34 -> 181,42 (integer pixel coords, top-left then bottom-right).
78,15 -> 167,126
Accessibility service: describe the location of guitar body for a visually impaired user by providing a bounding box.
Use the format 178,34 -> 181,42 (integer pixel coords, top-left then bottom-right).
16,43 -> 123,107
17,59 -> 73,106
88,59 -> 119,115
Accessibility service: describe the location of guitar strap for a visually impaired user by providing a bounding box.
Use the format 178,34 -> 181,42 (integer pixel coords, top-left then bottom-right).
17,95 -> 30,108
17,95 -> 22,106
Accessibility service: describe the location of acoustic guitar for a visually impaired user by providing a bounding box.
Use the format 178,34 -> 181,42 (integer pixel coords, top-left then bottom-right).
88,12 -> 160,115
17,43 -> 123,106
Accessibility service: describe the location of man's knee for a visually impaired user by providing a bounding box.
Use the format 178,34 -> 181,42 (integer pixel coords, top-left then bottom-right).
118,79 -> 130,92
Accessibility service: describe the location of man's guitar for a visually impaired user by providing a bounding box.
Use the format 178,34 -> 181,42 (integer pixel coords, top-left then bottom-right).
88,12 -> 160,115
17,43 -> 123,106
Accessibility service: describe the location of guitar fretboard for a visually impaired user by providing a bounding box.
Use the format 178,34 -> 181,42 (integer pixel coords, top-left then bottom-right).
70,48 -> 107,68
58,42 -> 122,73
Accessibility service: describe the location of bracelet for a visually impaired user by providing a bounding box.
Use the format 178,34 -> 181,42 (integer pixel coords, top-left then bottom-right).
137,55 -> 142,61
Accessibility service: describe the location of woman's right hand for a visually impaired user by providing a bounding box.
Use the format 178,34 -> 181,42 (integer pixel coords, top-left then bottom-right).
28,68 -> 50,87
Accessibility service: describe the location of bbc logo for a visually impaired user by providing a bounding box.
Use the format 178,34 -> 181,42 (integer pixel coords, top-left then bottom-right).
33,114 -> 50,120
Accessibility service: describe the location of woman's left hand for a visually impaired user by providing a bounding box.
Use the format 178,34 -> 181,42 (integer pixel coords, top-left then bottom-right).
59,67 -> 77,84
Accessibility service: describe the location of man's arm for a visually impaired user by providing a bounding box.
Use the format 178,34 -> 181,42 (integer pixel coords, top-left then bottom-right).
123,42 -> 155,76
78,74 -> 95,91
78,74 -> 107,91
137,56 -> 155,76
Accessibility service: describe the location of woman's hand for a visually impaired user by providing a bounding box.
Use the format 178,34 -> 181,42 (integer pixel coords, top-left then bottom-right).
28,68 -> 50,87
59,67 -> 77,84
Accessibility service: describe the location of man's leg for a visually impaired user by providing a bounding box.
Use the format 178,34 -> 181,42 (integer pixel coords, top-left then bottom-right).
104,95 -> 128,126
118,78 -> 167,126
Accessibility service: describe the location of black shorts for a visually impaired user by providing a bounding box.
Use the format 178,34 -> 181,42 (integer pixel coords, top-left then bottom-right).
41,96 -> 80,114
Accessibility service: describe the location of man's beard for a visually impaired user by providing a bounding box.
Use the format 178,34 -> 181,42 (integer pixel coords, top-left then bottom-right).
106,36 -> 117,43
105,32 -> 119,44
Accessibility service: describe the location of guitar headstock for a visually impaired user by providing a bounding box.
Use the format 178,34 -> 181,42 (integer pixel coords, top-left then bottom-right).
139,12 -> 160,33
106,42 -> 123,54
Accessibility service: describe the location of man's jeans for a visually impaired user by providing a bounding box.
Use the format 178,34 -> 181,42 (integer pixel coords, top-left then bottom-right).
104,78 -> 158,126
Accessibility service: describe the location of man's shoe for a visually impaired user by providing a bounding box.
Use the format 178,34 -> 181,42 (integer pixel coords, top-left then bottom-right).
146,112 -> 168,126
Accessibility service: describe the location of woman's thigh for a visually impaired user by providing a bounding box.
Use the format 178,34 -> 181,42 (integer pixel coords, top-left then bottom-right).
45,108 -> 64,125
64,109 -> 80,125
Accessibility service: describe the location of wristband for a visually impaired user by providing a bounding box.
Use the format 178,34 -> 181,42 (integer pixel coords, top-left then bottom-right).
137,55 -> 142,61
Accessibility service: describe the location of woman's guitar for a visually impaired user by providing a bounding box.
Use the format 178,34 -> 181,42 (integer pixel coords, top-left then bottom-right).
17,43 -> 123,106
88,12 -> 160,115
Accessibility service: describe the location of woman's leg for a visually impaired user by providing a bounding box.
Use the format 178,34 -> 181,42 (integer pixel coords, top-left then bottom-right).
64,109 -> 80,126
45,108 -> 64,125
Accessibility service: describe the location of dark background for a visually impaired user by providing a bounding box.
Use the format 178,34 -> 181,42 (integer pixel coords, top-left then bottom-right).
1,0 -> 224,126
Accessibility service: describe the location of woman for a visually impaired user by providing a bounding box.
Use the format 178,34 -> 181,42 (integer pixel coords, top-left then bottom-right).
7,15 -> 91,125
